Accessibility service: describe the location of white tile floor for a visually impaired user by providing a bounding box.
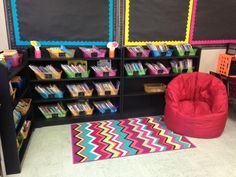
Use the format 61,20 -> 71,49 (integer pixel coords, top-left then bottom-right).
8,107 -> 236,177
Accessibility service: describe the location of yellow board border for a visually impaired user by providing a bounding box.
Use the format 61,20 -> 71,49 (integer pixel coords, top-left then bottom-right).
124,0 -> 194,46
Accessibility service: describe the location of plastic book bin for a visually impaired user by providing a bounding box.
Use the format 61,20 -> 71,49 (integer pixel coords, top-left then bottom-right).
41,110 -> 67,119
69,89 -> 93,97
127,48 -> 150,58
175,48 -> 198,57
64,70 -> 90,79
80,48 -> 106,58
39,91 -> 64,99
94,69 -> 117,77
148,68 -> 171,75
150,49 -> 174,57
47,48 -> 75,59
5,54 -> 23,68
126,69 -> 147,77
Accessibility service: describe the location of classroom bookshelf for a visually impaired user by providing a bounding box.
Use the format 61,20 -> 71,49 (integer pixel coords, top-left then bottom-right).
0,46 -> 201,174
0,54 -> 33,174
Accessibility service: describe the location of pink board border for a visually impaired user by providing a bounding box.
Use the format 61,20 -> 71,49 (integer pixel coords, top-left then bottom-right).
190,0 -> 236,44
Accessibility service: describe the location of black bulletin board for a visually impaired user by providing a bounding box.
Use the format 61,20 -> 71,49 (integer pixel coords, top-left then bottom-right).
125,0 -> 193,45
190,0 -> 236,44
7,0 -> 114,46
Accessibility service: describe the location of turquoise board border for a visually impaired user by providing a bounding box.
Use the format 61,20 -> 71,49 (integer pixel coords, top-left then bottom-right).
10,0 -> 114,46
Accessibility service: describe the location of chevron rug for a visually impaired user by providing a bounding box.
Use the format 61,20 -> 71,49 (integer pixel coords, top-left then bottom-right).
71,116 -> 195,163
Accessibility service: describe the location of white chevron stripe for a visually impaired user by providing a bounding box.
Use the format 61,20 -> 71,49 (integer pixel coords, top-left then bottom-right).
138,117 -> 165,151
85,124 -> 101,160
135,118 -> 157,152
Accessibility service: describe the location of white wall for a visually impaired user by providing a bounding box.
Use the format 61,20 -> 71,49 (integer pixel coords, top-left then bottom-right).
0,2 -> 226,72
0,0 -> 9,50
199,48 -> 226,73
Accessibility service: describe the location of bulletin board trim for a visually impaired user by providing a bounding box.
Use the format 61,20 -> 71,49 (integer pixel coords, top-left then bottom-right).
124,0 -> 194,46
10,0 -> 114,46
190,0 -> 236,44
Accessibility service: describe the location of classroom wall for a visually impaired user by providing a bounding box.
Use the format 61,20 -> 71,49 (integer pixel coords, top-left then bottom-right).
0,1 -> 225,73
0,0 -> 9,50
199,49 -> 226,73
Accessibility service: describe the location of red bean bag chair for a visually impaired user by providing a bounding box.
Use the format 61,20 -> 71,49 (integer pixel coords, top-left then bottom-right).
164,72 -> 228,138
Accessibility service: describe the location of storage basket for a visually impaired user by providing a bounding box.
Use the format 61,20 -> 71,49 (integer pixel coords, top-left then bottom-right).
150,49 -> 174,57
41,109 -> 67,119
69,107 -> 94,117
35,70 -> 62,80
126,69 -> 147,77
15,98 -> 32,116
39,91 -> 64,99
94,69 -> 117,77
80,48 -> 106,58
47,48 -> 75,58
127,48 -> 150,58
144,83 -> 166,93
97,88 -> 119,96
16,134 -> 24,151
5,54 -> 23,68
69,89 -> 93,97
10,76 -> 26,91
64,70 -> 90,79
175,48 -> 197,57
216,54 -> 236,77
20,120 -> 31,139
148,67 -> 171,75
10,88 -> 17,101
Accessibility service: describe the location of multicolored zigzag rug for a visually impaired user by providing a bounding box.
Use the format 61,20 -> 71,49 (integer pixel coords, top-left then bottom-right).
71,116 -> 195,163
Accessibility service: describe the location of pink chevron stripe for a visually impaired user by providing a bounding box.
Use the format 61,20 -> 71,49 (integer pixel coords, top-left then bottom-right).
71,116 -> 196,164
135,118 -> 158,151
106,121 -> 128,157
119,119 -> 145,154
72,125 -> 86,163
89,121 -> 112,159
102,121 -> 123,156
128,118 -> 151,154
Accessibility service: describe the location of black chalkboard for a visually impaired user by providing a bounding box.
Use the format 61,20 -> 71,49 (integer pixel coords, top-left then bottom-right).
191,0 -> 236,44
126,0 -> 191,44
9,0 -> 113,46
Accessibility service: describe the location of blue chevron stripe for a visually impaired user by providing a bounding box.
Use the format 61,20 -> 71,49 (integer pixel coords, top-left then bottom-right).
79,123 -> 97,161
113,120 -> 138,155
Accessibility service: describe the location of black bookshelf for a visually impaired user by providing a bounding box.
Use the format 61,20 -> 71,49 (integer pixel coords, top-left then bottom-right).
27,47 -> 201,127
0,46 -> 201,174
122,47 -> 201,118
27,47 -> 123,127
0,59 -> 33,174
